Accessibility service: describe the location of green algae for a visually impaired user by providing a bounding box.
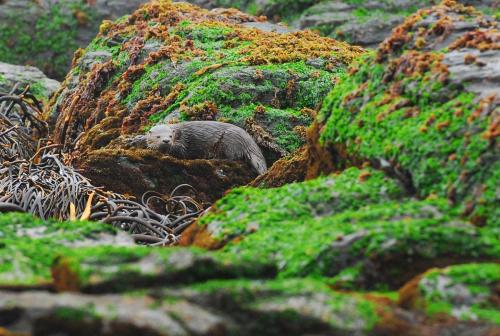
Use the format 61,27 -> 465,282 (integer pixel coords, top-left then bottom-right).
0,210 -> 276,288
194,167 -> 500,284
55,246 -> 275,291
200,167 -> 404,239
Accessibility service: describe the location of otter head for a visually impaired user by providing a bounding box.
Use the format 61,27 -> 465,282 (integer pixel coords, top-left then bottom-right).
146,124 -> 176,153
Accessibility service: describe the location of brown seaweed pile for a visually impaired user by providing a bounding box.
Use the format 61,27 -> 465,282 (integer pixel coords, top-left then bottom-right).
0,84 -> 202,246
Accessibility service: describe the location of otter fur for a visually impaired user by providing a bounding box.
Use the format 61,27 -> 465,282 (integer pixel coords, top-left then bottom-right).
146,121 -> 267,174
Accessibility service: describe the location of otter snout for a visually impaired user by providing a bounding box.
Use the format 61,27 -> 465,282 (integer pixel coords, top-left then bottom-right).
146,125 -> 175,153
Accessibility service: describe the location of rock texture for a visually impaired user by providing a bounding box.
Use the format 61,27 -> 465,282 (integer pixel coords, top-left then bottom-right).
0,62 -> 60,100
0,0 -> 148,80
399,263 -> 500,325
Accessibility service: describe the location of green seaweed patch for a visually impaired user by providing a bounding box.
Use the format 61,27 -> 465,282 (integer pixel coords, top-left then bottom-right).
198,168 -> 499,282
217,197 -> 499,282
52,245 -> 277,292
200,167 -> 404,240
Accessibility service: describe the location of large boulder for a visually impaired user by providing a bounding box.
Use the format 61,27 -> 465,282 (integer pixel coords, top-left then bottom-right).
46,0 -> 363,201
0,0 -> 148,80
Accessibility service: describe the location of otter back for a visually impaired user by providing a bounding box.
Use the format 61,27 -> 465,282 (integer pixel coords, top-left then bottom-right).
146,121 -> 267,175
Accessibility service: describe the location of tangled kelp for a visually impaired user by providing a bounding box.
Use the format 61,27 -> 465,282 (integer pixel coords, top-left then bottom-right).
0,83 -> 47,160
0,85 -> 202,246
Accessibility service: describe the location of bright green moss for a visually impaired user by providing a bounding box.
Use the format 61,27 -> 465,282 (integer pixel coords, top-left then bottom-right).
216,198 -> 499,281
318,53 -> 498,225
197,167 -> 499,282
201,167 -> 404,239
55,306 -> 100,321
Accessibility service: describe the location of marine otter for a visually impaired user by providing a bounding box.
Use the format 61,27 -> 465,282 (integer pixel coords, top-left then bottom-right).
146,121 -> 267,175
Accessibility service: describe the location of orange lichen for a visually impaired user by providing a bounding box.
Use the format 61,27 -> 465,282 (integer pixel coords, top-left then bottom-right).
449,29 -> 500,51
377,0 -> 485,61
238,29 -> 364,65
181,101 -> 219,121
51,257 -> 81,292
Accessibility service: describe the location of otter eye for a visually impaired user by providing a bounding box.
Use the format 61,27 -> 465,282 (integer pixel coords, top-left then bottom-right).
156,136 -> 160,139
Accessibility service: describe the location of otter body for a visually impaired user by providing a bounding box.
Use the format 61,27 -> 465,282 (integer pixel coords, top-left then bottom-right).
146,121 -> 267,174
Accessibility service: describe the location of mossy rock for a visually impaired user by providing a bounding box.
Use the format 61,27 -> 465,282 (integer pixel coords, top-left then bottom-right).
51,246 -> 275,293
46,0 -> 362,199
0,212 -> 274,290
0,278 -> 408,336
48,0 -> 363,154
399,263 -> 500,325
187,0 -> 497,47
169,278 -> 386,335
184,167 -> 500,288
317,1 -> 499,225
0,212 -> 121,287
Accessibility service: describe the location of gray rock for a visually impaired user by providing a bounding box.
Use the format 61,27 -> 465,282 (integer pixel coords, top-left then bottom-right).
0,291 -> 189,336
444,49 -> 500,99
0,61 -> 60,98
79,51 -> 114,73
338,15 -> 405,48
241,21 -> 296,33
